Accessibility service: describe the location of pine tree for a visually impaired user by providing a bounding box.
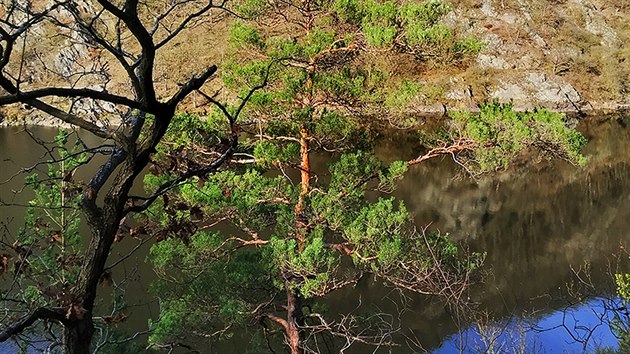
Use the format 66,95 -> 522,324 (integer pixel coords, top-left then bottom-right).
144,1 -> 586,353
145,1 -> 484,352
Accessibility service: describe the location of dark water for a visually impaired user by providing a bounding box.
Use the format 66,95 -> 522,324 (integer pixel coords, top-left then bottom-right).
2,115 -> 630,353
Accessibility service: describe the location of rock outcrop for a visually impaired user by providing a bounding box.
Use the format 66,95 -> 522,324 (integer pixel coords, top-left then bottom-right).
2,0 -> 629,127
435,0 -> 630,114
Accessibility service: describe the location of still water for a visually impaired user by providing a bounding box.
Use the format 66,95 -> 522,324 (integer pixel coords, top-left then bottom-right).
1,114 -> 630,353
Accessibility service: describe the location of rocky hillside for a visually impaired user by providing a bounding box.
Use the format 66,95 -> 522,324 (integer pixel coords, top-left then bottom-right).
1,0 -> 628,126
440,0 -> 630,113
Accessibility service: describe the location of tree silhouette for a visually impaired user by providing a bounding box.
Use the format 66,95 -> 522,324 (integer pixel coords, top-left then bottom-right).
0,1 -> 250,353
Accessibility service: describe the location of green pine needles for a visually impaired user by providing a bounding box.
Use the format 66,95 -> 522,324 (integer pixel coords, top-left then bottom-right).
222,0 -> 481,121
145,131 -> 482,351
449,102 -> 588,171
140,1 -> 586,352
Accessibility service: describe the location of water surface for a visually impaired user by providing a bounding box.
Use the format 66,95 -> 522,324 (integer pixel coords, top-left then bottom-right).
2,115 -> 630,352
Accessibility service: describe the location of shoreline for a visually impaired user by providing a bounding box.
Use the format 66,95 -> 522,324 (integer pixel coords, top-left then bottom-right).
1,101 -> 629,129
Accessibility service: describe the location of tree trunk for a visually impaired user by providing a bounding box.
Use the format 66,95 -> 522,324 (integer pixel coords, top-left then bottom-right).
69,115 -> 171,353
294,127 -> 311,215
72,163 -> 141,353
286,289 -> 304,354
294,126 -> 311,252
63,317 -> 95,354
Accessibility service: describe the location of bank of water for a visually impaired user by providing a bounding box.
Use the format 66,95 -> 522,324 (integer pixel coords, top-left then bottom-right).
1,114 -> 630,352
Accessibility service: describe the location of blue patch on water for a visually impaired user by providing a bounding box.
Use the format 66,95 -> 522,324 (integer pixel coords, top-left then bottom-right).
432,298 -> 623,353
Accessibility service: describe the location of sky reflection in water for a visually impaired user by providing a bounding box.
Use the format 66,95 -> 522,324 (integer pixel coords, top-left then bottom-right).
433,298 -> 622,353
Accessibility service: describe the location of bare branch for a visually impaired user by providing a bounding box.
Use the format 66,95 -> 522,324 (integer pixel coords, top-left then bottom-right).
155,1 -> 224,49
0,87 -> 142,109
167,64 -> 218,108
0,307 -> 67,342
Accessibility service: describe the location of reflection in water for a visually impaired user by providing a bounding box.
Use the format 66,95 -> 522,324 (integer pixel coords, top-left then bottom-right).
2,114 -> 630,352
378,115 -> 630,352
434,297 -> 621,353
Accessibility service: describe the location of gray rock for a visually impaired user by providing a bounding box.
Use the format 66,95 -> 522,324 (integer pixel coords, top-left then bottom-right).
499,13 -> 519,25
489,73 -> 584,111
446,89 -> 466,100
55,46 -> 85,79
481,0 -> 498,17
477,54 -> 510,70
573,0 -> 619,47
482,34 -> 505,52
492,82 -> 527,102
528,73 -> 581,104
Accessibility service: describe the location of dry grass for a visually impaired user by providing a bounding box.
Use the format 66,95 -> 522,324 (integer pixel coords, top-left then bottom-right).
442,0 -> 630,105
3,0 -> 629,118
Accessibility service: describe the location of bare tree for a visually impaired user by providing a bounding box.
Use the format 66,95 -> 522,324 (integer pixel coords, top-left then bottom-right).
0,1 -> 245,353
